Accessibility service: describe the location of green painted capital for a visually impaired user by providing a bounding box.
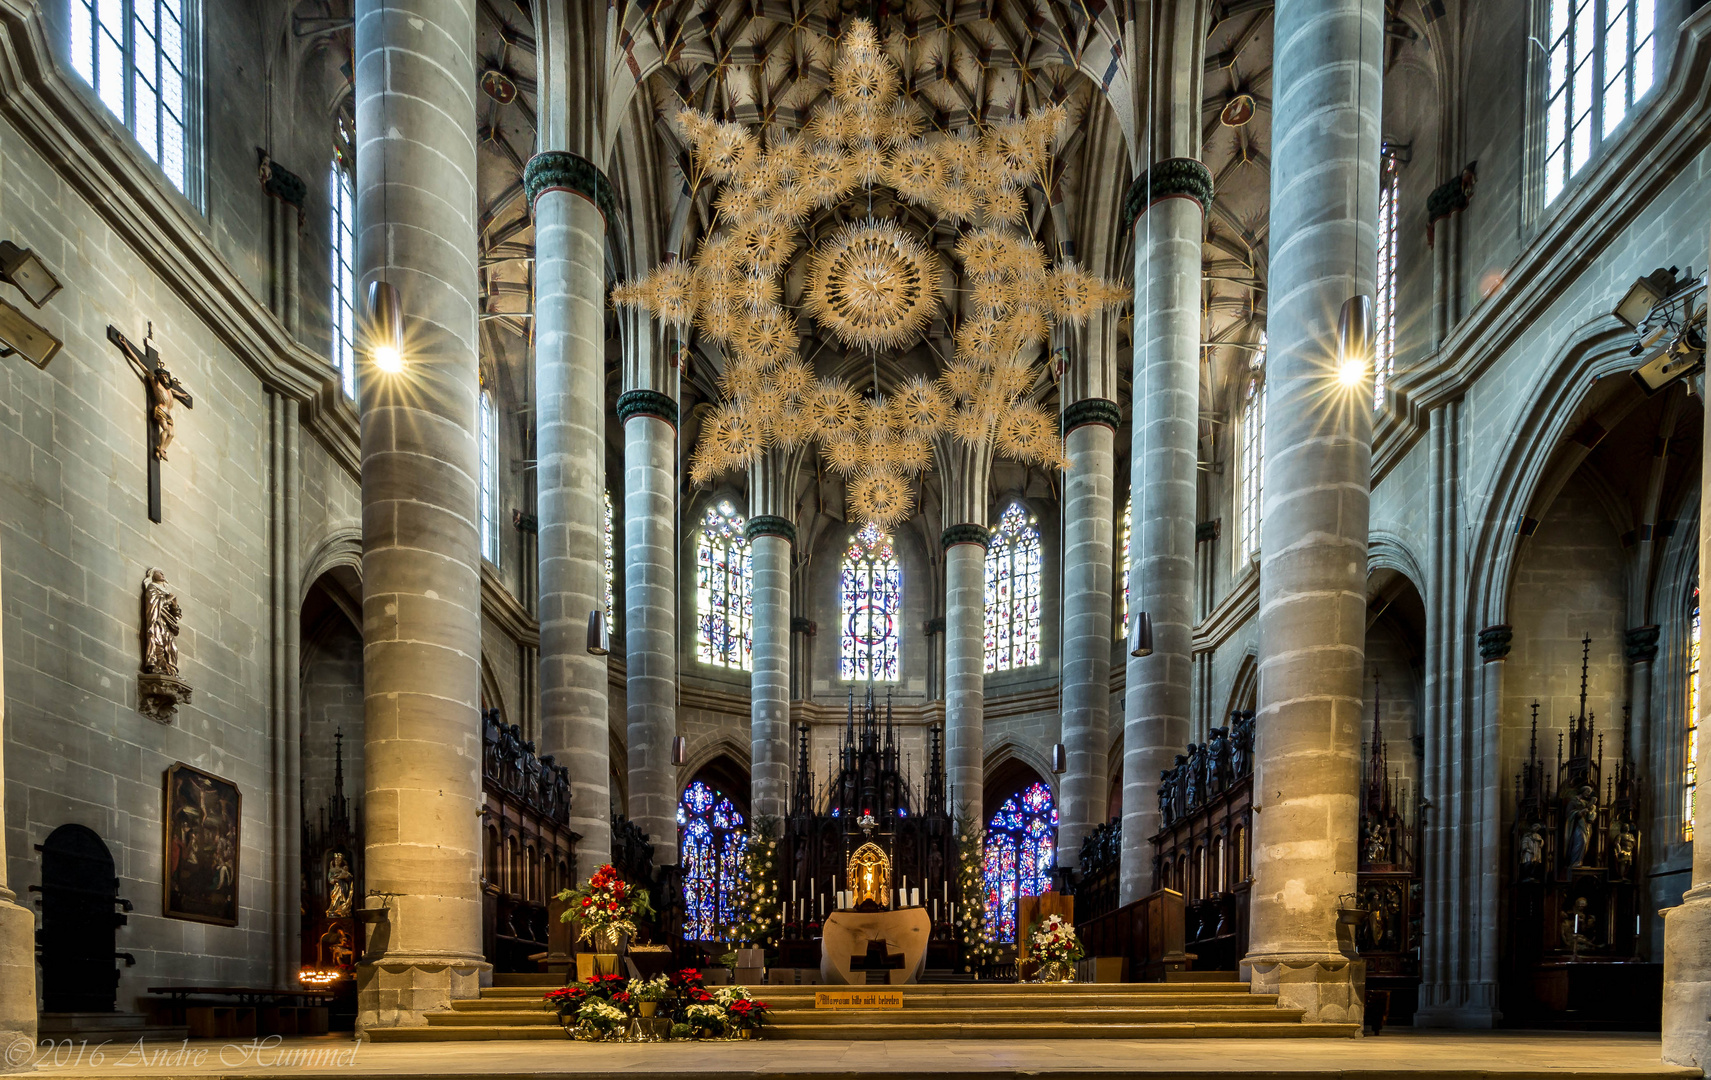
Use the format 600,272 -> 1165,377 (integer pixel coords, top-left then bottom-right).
745,515 -> 797,545
941,523 -> 991,550
616,389 -> 678,427
1120,157 -> 1214,235
1478,624 -> 1514,662
1062,398 -> 1121,434
524,150 -> 619,230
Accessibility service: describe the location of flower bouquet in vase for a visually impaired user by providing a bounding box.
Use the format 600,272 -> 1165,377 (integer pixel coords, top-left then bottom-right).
1027,913 -> 1084,983
574,999 -> 630,1040
629,975 -> 671,1018
724,996 -> 770,1038
557,864 -> 654,979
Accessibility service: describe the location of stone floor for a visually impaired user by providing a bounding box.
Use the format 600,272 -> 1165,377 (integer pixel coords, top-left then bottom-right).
12,1030 -> 1700,1080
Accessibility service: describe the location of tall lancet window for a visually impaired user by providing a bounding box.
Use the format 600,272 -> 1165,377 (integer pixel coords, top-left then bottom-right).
677,780 -> 747,941
1374,149 -> 1399,408
69,0 -> 193,195
1542,0 -> 1657,205
983,781 -> 1058,943
603,491 -> 616,627
696,501 -> 752,670
985,503 -> 1043,672
329,153 -> 357,398
1239,336 -> 1267,563
1688,596 -> 1700,841
840,522 -> 901,682
1120,498 -> 1132,640
479,389 -> 499,566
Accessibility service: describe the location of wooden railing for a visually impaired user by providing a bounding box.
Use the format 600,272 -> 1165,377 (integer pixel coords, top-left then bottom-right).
1076,889 -> 1189,982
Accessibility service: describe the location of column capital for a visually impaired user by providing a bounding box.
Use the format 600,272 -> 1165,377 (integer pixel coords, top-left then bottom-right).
525,150 -> 617,228
616,388 -> 678,427
941,524 -> 991,551
745,515 -> 797,545
1478,624 -> 1514,662
1062,397 -> 1121,435
1121,157 -> 1214,235
1625,624 -> 1661,663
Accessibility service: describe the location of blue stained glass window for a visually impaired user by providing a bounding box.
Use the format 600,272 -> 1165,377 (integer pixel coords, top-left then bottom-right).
696,501 -> 752,670
1119,498 -> 1131,641
984,503 -> 1043,672
983,781 -> 1057,942
678,780 -> 748,941
839,522 -> 901,682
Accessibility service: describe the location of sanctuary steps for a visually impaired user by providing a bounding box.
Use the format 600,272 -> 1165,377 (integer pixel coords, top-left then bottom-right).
367,976 -> 1358,1042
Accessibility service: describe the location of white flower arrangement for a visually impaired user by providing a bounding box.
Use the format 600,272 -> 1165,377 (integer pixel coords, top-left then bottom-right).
576,998 -> 629,1036
629,974 -> 672,1002
686,1002 -> 728,1036
1029,913 -> 1085,966
713,985 -> 753,1007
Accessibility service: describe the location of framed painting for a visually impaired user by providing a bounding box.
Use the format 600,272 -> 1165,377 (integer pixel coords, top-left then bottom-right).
163,763 -> 240,925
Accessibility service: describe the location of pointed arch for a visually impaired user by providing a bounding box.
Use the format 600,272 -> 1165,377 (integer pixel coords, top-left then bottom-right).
694,499 -> 753,670
840,522 -> 902,682
985,502 -> 1044,672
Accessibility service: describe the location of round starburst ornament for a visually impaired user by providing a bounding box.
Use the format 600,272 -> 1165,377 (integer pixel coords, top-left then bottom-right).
804,221 -> 942,350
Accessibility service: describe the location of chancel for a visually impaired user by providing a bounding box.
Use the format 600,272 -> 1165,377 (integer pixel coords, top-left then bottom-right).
1,0 -> 1711,1074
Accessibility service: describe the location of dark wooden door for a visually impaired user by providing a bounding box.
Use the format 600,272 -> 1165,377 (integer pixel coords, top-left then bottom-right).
37,825 -> 127,1012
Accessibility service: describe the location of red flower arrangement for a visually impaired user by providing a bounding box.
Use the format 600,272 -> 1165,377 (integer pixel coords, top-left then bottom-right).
556,864 -> 655,946
726,997 -> 770,1030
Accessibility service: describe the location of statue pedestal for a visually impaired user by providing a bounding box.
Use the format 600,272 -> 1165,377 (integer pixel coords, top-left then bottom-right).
137,672 -> 192,724
819,908 -> 931,986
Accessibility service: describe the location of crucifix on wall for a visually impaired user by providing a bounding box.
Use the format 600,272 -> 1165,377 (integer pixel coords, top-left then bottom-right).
108,324 -> 193,524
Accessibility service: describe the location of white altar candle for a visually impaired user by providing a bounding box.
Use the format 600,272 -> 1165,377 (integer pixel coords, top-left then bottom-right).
911,888 -> 919,907
793,880 -> 798,902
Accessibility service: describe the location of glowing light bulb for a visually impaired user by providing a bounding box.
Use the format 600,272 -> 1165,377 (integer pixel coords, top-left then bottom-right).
372,344 -> 404,374
1338,357 -> 1365,387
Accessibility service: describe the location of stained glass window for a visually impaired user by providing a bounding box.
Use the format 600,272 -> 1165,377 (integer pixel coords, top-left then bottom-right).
677,780 -> 748,941
1239,336 -> 1267,563
479,390 -> 499,565
839,522 -> 901,682
696,501 -> 752,670
603,490 -> 615,627
1688,596 -> 1700,841
1542,0 -> 1656,206
985,504 -> 1043,672
1374,150 -> 1398,409
1119,498 -> 1132,640
69,0 -> 191,195
982,781 -> 1058,943
329,154 -> 356,398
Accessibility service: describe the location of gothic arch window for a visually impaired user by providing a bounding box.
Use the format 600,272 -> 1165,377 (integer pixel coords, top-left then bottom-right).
840,522 -> 901,682
1540,0 -> 1657,206
1239,336 -> 1267,563
985,503 -> 1043,672
678,780 -> 747,941
982,781 -> 1058,942
1374,149 -> 1399,408
603,490 -> 615,627
1687,593 -> 1700,841
69,0 -> 196,197
479,389 -> 499,566
1119,498 -> 1132,640
696,501 -> 752,670
329,144 -> 356,399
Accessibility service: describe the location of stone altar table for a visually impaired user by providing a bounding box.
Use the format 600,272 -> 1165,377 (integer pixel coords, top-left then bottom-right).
819,908 -> 932,986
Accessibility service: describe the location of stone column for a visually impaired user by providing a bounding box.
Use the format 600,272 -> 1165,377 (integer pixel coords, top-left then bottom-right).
1238,0 -> 1381,1026
939,439 -> 993,822
0,536 -> 39,1059
353,0 -> 486,1030
1120,159 -> 1211,905
618,387 -> 678,866
748,450 -> 799,823
1476,624 -> 1512,1022
1058,321 -> 1121,868
1662,342 -> 1711,1069
1625,624 -> 1660,809
526,152 -> 615,875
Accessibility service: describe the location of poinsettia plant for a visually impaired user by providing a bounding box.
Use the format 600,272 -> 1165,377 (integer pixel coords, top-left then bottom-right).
557,863 -> 655,945
1028,913 -> 1084,966
725,996 -> 770,1031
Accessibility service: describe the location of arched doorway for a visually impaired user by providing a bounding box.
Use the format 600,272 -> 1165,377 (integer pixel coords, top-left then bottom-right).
678,761 -> 750,942
38,825 -> 127,1013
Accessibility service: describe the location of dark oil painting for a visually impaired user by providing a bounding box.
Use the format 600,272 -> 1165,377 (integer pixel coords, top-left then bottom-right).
164,763 -> 240,925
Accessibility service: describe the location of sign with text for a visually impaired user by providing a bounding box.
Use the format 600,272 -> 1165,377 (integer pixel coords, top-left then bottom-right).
813,989 -> 904,1009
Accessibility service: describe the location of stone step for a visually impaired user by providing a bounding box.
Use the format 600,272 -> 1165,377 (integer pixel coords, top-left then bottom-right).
492,972 -> 563,987
425,1010 -> 563,1027
762,993 -> 1282,1011
770,1006 -> 1308,1025
764,1020 -> 1362,1040
750,981 -> 1257,996
447,997 -> 561,1012
364,1024 -> 568,1043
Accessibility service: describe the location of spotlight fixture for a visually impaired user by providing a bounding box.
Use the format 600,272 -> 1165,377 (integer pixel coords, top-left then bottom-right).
671,736 -> 688,768
586,608 -> 610,656
1613,267 -> 1706,396
366,280 -> 405,373
1338,295 -> 1373,387
0,242 -> 62,308
1129,610 -> 1154,658
1051,743 -> 1066,774
1612,266 -> 1683,331
0,297 -> 61,369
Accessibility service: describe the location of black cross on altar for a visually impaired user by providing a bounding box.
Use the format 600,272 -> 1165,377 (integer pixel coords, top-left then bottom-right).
108,324 -> 193,524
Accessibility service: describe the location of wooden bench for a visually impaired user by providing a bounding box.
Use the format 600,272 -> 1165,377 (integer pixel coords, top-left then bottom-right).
144,987 -> 331,1038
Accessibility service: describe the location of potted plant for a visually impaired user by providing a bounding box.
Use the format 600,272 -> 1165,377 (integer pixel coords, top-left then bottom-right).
574,998 -> 630,1040
685,1002 -> 727,1039
629,975 -> 671,1018
543,984 -> 589,1027
1027,913 -> 1084,983
557,864 -> 655,977
725,996 -> 770,1038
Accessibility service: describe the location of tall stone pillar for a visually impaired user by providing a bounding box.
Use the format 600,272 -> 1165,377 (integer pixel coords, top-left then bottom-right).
1238,0 -> 1381,1026
748,450 -> 799,823
353,0 -> 486,1029
939,440 -> 993,821
1476,625 -> 1512,1023
526,152 -> 615,876
1120,159 -> 1210,905
1058,318 -> 1121,867
1662,339 -> 1711,1069
0,537 -> 39,1059
618,385 -> 678,866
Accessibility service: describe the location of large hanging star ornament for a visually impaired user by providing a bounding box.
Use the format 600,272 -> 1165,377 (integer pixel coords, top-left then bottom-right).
612,18 -> 1131,528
